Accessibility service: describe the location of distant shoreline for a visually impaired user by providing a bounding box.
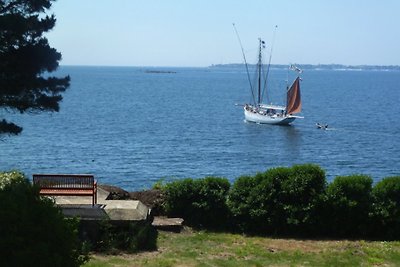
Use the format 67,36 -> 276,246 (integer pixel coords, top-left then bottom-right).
210,63 -> 400,71
57,64 -> 400,71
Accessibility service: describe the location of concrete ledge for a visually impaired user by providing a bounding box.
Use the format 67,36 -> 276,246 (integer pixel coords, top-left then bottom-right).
104,200 -> 149,221
60,204 -> 108,220
55,187 -> 150,222
152,216 -> 184,232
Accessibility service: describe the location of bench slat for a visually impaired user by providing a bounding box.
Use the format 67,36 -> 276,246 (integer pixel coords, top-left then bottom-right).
39,189 -> 95,195
33,174 -> 97,205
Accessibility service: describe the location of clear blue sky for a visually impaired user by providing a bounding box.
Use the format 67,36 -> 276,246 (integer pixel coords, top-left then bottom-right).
46,0 -> 400,67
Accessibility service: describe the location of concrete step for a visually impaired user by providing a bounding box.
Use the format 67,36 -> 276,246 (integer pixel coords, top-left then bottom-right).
152,216 -> 184,232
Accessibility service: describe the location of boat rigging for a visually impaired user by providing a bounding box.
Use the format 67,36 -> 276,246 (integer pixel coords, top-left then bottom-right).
234,24 -> 304,125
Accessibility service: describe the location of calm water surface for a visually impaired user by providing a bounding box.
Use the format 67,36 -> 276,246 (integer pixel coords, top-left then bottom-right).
1,66 -> 399,190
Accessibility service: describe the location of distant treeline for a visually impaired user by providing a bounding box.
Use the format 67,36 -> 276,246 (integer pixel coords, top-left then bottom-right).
210,63 -> 400,71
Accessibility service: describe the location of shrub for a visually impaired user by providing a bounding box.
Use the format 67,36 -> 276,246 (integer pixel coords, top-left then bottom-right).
228,167 -> 296,234
278,164 -> 326,235
0,170 -> 25,189
228,164 -> 326,236
164,177 -> 231,229
371,176 -> 400,239
325,174 -> 373,238
0,171 -> 88,266
228,171 -> 283,234
228,174 -> 260,232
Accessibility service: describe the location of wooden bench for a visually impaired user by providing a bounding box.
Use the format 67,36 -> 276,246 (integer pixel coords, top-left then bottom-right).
33,174 -> 97,206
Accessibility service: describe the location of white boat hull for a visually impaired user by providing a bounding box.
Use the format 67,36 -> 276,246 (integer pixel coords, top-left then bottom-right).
244,108 -> 297,125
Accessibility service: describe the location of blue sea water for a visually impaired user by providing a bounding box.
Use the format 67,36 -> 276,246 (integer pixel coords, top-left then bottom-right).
1,66 -> 399,191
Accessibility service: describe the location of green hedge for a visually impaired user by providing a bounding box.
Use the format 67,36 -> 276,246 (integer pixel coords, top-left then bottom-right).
325,174 -> 373,238
370,176 -> 400,240
228,164 -> 326,235
163,177 -> 231,229
160,165 -> 400,239
228,173 -> 269,233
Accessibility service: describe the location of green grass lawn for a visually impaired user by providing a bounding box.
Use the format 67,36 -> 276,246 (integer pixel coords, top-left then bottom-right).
84,228 -> 400,267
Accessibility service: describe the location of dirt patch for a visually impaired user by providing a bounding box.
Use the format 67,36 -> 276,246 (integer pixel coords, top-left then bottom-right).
258,238 -> 357,253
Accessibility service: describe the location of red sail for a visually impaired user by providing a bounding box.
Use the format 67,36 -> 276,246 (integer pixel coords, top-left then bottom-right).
286,77 -> 302,114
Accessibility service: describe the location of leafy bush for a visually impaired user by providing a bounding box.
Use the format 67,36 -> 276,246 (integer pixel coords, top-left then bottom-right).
164,177 -> 231,229
228,171 -> 281,233
278,164 -> 326,235
158,166 -> 400,239
0,170 -> 25,189
228,164 -> 326,235
228,174 -> 261,232
371,176 -> 400,239
325,174 -> 373,238
0,171 -> 88,266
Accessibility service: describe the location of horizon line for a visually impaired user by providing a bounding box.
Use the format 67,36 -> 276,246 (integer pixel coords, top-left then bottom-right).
58,63 -> 400,68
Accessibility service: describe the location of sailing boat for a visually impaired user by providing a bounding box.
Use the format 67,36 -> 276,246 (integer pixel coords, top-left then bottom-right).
243,38 -> 303,125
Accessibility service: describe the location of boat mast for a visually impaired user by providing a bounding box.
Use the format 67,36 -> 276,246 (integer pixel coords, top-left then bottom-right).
257,38 -> 263,106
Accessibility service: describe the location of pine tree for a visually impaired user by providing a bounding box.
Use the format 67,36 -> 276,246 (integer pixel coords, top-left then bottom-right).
0,0 -> 69,135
